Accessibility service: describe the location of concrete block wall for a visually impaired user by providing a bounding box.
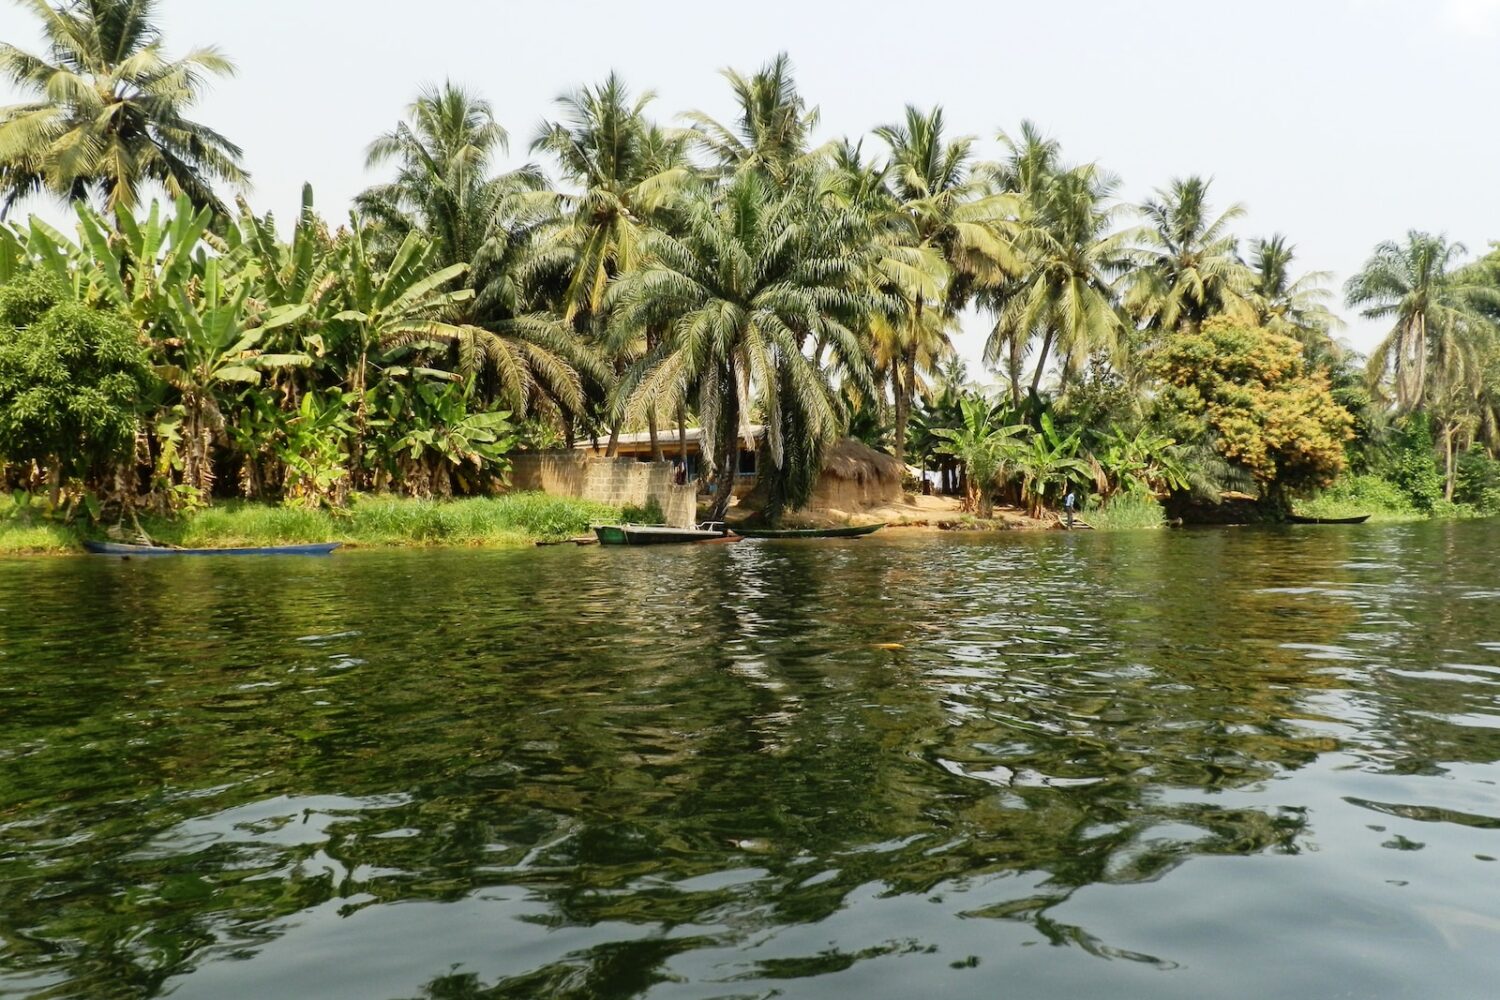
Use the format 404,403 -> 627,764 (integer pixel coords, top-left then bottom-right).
510,453 -> 697,528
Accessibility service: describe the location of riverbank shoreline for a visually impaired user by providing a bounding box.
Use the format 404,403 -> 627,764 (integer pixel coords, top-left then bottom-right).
4,492 -> 1482,557
0,494 -> 623,557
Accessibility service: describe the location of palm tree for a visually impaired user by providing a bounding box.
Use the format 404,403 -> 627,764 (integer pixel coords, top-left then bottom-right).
357,83 -> 543,275
1248,234 -> 1342,354
607,172 -> 873,521
358,84 -> 589,419
1344,232 -> 1499,413
0,0 -> 246,215
683,52 -> 819,185
531,74 -> 692,321
1125,176 -> 1254,335
985,155 -> 1131,403
531,73 -> 693,456
873,105 -> 1018,462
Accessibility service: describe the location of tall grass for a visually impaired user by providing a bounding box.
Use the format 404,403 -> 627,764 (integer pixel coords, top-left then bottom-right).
0,519 -> 82,554
1086,492 -> 1166,531
1294,475 -> 1427,523
0,493 -> 621,554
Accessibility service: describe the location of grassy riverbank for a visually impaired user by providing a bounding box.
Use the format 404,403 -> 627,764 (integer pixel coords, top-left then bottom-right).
1294,474 -> 1485,523
0,493 -> 621,555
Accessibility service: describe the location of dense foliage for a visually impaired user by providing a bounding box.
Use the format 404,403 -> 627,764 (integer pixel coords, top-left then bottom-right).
0,271 -> 149,500
1153,319 -> 1353,495
0,0 -> 1496,530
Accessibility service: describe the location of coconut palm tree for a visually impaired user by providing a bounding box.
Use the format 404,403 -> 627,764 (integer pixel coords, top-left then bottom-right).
985,158 -> 1132,401
531,74 -> 694,454
607,172 -> 873,521
1344,232 -> 1499,413
1125,176 -> 1254,335
1248,234 -> 1342,353
0,0 -> 246,215
683,52 -> 819,186
357,83 -> 545,276
358,84 -> 590,419
872,105 -> 1018,462
531,73 -> 692,322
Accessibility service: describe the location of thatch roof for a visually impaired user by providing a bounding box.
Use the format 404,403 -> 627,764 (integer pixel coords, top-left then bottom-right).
819,438 -> 904,484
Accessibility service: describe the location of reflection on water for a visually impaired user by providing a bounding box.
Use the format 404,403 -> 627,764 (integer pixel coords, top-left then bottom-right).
2,522 -> 1499,999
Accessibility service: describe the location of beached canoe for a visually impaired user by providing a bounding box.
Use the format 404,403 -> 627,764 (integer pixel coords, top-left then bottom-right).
593,524 -> 733,546
1287,514 -> 1372,525
735,523 -> 884,540
83,540 -> 341,557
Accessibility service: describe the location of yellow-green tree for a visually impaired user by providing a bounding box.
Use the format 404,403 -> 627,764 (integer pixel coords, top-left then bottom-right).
1152,317 -> 1353,498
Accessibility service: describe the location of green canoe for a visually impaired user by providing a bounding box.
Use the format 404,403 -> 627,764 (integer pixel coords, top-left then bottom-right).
594,524 -> 733,545
734,523 -> 884,540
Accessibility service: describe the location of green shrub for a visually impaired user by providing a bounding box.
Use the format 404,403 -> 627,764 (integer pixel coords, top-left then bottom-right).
1087,490 -> 1166,531
0,272 -> 151,489
1382,415 -> 1444,513
620,496 -> 665,524
1297,474 -> 1421,521
1455,451 -> 1500,515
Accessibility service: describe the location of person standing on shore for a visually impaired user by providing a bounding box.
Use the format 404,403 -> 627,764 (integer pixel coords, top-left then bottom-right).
1063,488 -> 1078,529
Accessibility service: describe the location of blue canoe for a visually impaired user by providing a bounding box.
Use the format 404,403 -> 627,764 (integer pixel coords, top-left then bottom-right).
83,540 -> 341,557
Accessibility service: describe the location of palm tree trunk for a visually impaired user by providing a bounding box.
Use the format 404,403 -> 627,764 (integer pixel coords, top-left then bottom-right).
677,404 -> 688,462
709,370 -> 741,522
893,344 -> 917,465
1007,331 -> 1024,408
605,422 -> 621,458
1030,329 -> 1056,398
1414,313 -> 1427,411
351,347 -> 369,488
648,407 -> 663,463
1443,421 -> 1457,502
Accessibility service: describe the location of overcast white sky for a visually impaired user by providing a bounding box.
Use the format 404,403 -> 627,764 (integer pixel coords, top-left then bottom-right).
3,0 -> 1499,367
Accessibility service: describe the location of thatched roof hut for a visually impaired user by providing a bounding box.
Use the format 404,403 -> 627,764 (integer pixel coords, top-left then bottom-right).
741,438 -> 905,517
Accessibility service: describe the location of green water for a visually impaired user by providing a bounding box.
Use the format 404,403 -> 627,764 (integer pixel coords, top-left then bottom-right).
2,524 -> 1499,999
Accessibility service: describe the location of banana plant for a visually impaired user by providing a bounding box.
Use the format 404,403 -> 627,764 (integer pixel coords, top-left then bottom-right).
330,225 -> 474,480
75,197 -> 218,331
934,396 -> 1028,518
1015,412 -> 1091,517
279,390 -> 356,507
1,217 -> 94,299
160,257 -> 310,493
369,377 -> 514,496
1092,426 -> 1190,498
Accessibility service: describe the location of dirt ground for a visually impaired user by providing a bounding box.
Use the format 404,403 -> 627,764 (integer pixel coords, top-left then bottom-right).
723,492 -> 1063,532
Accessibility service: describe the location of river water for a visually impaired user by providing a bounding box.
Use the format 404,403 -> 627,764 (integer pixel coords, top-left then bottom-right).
1,523 -> 1498,999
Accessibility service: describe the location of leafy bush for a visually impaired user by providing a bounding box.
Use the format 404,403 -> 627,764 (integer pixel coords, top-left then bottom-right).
620,496 -> 666,524
0,272 -> 151,489
1151,318 -> 1353,495
1087,490 -> 1166,531
1455,450 -> 1500,515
